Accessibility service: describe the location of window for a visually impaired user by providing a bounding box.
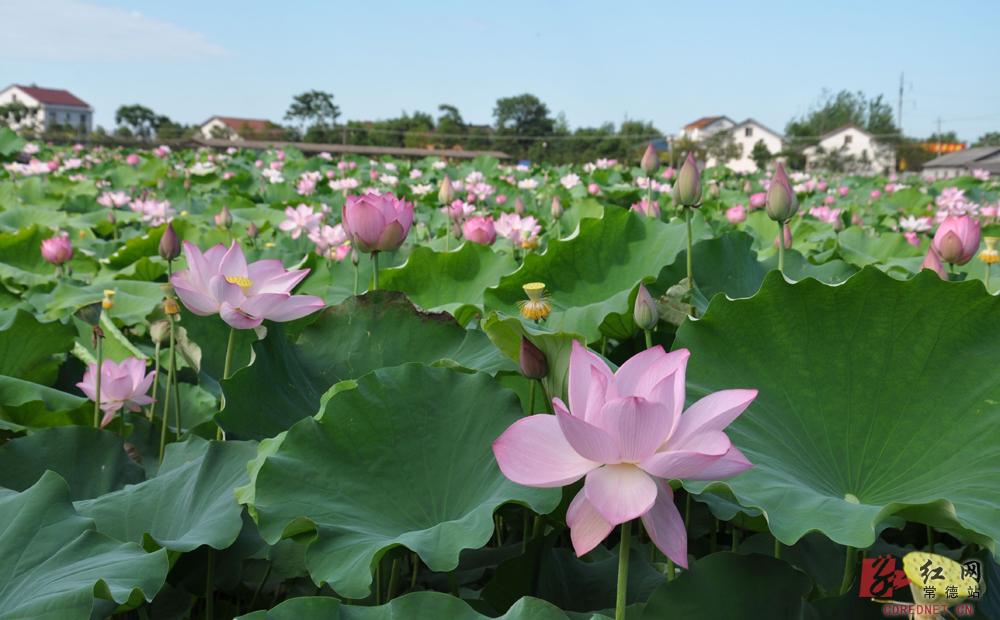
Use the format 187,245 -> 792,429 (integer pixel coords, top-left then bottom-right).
745,127 -> 753,137
844,135 -> 853,145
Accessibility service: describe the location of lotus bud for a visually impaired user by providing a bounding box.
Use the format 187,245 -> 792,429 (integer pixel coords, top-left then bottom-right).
150,320 -> 169,344
640,143 -> 658,175
932,215 -> 980,265
215,206 -> 233,229
519,336 -> 548,380
765,163 -> 798,222
633,283 -> 658,331
159,221 -> 180,261
675,152 -> 702,207
550,196 -> 563,220
40,233 -> 73,266
438,175 -> 454,205
246,221 -> 259,239
921,248 -> 947,280
514,196 -> 525,215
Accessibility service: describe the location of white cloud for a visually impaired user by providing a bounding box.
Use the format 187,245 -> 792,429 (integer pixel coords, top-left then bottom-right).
0,0 -> 230,61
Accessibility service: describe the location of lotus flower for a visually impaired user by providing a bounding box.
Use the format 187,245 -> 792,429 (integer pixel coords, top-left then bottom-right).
725,205 -> 747,224
171,241 -> 325,329
493,342 -> 756,565
77,357 -> 155,427
462,215 -> 496,245
40,233 -> 73,265
921,247 -> 947,279
342,191 -> 414,253
932,215 -> 980,265
766,164 -> 798,222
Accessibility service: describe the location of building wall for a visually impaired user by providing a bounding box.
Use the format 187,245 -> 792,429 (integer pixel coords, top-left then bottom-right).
681,118 -> 734,142
718,123 -> 784,173
0,87 -> 92,133
200,118 -> 238,140
0,87 -> 42,131
807,127 -> 893,175
922,166 -> 967,181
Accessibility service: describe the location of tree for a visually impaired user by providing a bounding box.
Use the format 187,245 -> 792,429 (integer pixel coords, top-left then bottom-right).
750,139 -> 773,171
926,131 -> 959,143
114,104 -> 165,139
704,131 -> 743,167
0,101 -> 39,130
436,104 -> 465,144
493,93 -> 555,158
974,132 -> 1000,147
285,90 -> 340,134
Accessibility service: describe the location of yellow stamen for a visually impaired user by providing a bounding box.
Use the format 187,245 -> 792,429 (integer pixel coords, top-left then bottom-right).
225,275 -> 253,290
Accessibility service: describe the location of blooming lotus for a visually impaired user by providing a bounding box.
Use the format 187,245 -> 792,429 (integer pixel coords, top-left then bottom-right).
493,342 -> 756,564
462,215 -> 496,245
932,215 -> 980,265
630,199 -> 660,219
77,357 -> 155,427
171,241 -> 325,329
279,203 -> 322,240
725,204 -> 747,224
342,191 -> 414,253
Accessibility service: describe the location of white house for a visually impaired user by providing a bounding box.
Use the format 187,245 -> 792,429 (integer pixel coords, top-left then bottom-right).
707,118 -> 785,173
199,116 -> 282,141
679,116 -> 735,142
0,84 -> 93,133
803,125 -> 894,175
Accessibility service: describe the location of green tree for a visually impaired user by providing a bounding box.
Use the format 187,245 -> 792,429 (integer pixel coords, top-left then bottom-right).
0,102 -> 39,129
704,130 -> 743,167
493,93 -> 555,158
975,132 -> 1000,147
436,104 -> 465,145
926,131 -> 960,143
114,104 -> 164,139
285,90 -> 341,135
750,139 -> 773,171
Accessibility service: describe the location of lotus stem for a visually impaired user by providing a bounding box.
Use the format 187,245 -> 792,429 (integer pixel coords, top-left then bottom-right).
987,265 -> 991,292
685,207 -> 694,286
777,220 -> 785,274
158,317 -> 175,461
731,525 -> 740,552
615,522 -> 631,620
353,260 -> 359,295
371,252 -> 380,291
839,546 -> 858,595
386,558 -> 399,602
249,563 -> 271,609
527,379 -> 536,415
410,552 -> 420,590
537,379 -> 551,414
773,536 -> 781,559
666,558 -> 675,581
171,317 -> 181,440
93,325 -> 103,428
222,326 -> 237,381
644,329 -> 653,350
147,340 -> 160,421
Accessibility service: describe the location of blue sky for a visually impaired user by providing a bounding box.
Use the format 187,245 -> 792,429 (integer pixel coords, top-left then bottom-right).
2,0 -> 998,141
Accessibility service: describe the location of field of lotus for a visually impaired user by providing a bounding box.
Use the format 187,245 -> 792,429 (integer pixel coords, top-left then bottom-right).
1,128 -> 999,620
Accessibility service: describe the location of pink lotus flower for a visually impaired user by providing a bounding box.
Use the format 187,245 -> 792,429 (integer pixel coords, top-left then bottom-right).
495,194 -> 508,205
870,190 -> 882,200
171,241 -> 325,329
817,181 -> 828,192
904,231 -> 919,246
495,213 -> 541,249
97,191 -> 131,208
748,192 -> 766,209
41,233 -> 73,265
126,154 -> 140,166
932,215 -> 980,265
838,186 -> 849,197
342,191 -> 414,253
493,343 -> 755,564
588,183 -> 600,195
443,200 -> 475,222
279,204 -> 322,240
921,248 -> 947,279
77,357 -> 155,427
462,215 -> 496,245
725,205 -> 746,224
630,198 -> 660,219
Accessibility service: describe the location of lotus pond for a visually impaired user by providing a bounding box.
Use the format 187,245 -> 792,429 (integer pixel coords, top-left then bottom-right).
1,130 -> 999,619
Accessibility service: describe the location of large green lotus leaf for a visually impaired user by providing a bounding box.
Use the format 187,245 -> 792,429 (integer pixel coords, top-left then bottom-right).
236,592 -> 570,620
0,426 -> 144,500
31,279 -> 165,324
677,267 -> 1000,554
836,227 -> 924,267
483,207 -> 709,342
639,553 -> 812,620
245,364 -> 560,598
0,309 -> 75,384
0,471 -> 168,620
0,126 -> 25,158
105,221 -> 188,269
379,242 -> 517,319
74,437 -> 257,552
0,375 -> 90,429
219,291 -> 514,439
0,206 -> 69,232
0,225 -> 54,287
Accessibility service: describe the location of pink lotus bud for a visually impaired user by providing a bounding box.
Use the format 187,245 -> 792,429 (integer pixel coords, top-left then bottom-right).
126,154 -> 140,166
246,221 -> 259,239
765,164 -> 798,222
817,181 -> 828,192
640,144 -> 659,175
870,189 -> 882,199
438,175 -> 455,204
369,170 -> 379,180
630,199 -> 660,219
255,159 -> 263,168
661,167 -> 675,180
824,195 -> 836,205
838,186 -> 849,197
462,215 -> 496,245
495,194 -> 508,205
342,192 -> 414,253
159,222 -> 180,261
749,192 -> 766,209
932,215 -> 980,265
41,232 -> 73,265
514,197 -> 525,214
587,183 -> 600,195
215,206 -> 233,229
904,231 -> 919,246
726,204 -> 747,224
633,283 -> 658,331
519,336 -> 548,380
550,196 -> 563,220
675,153 -> 702,207
921,248 -> 947,279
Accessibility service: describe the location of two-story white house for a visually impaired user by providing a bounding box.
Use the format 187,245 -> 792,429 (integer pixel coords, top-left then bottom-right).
710,118 -> 785,173
803,125 -> 894,175
679,116 -> 735,142
0,84 -> 93,134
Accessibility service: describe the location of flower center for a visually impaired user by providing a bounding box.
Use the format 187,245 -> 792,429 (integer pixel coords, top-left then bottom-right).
225,275 -> 253,290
